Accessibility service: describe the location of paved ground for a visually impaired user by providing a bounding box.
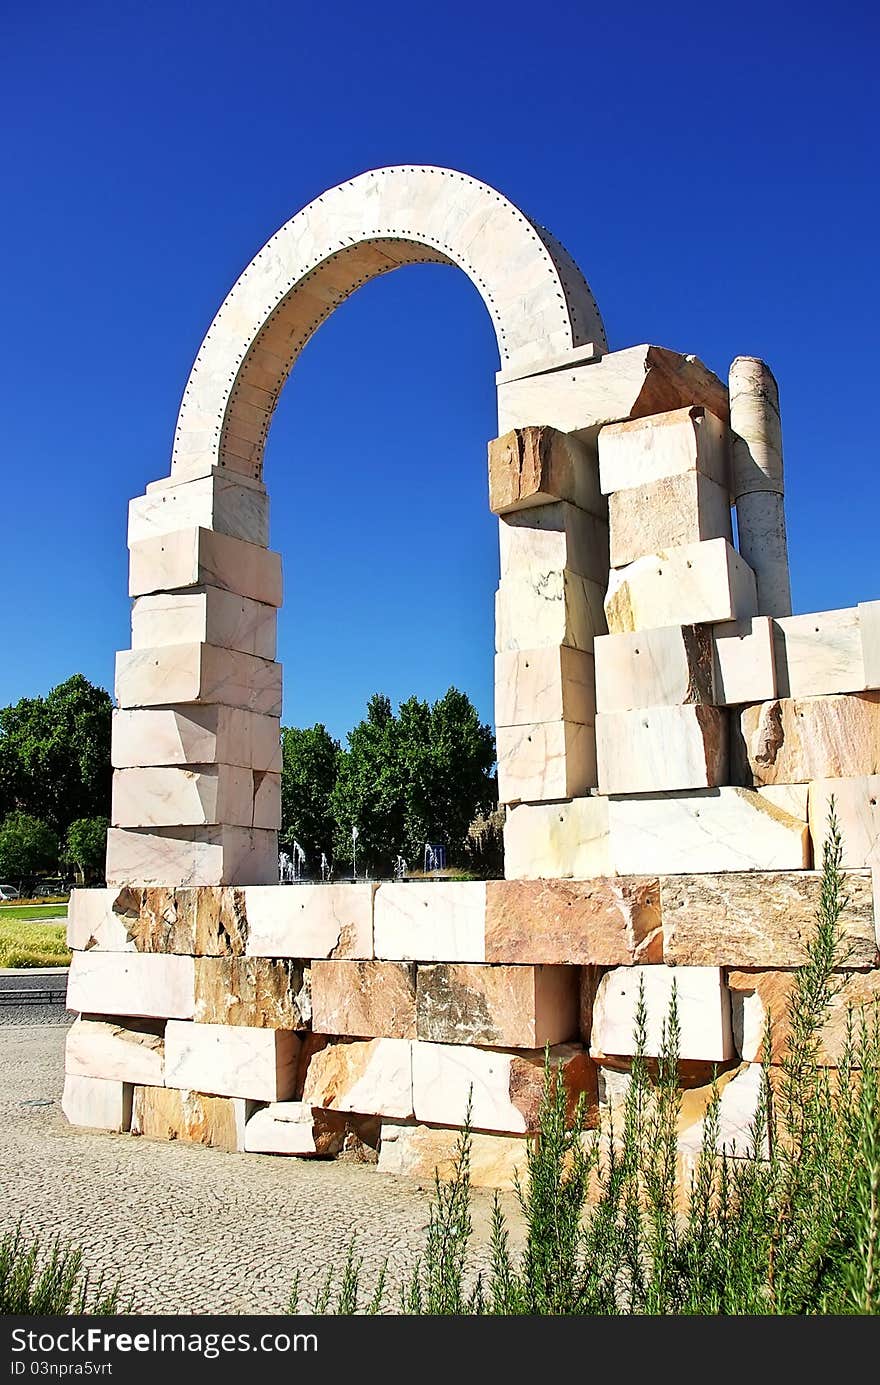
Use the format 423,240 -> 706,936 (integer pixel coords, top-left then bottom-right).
0,1016 -> 521,1314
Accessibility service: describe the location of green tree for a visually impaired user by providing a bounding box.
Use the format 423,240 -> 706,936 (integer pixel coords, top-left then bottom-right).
64,816 -> 108,884
280,724 -> 340,869
0,675 -> 112,835
331,689 -> 496,876
0,813 -> 59,883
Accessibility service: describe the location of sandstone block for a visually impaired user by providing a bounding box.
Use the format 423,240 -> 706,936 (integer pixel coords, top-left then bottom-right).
115,645 -> 282,716
311,960 -> 416,1039
111,765 -> 280,831
65,1016 -> 164,1086
66,887 -> 135,952
774,608 -> 864,698
485,877 -> 661,965
62,1074 -> 132,1132
301,1037 -> 413,1119
594,624 -> 714,713
608,788 -> 809,875
111,707 -> 281,773
598,405 -> 730,494
112,885 -> 248,954
495,571 -> 606,653
497,345 -> 729,438
859,601 -> 880,688
411,1041 -> 597,1133
757,784 -> 809,819
243,1102 -> 348,1156
105,825 -> 278,888
727,967 -> 880,1064
713,616 -> 776,705
194,957 -> 307,1028
131,589 -> 276,660
662,870 -> 876,967
605,538 -> 757,634
496,719 -> 596,803
499,502 -> 609,586
131,1085 -> 249,1151
415,963 -> 578,1047
495,647 -> 595,727
503,795 -> 612,880
735,693 -> 880,785
67,951 -> 195,1019
488,426 -> 605,518
374,882 -> 486,962
808,775 -> 880,869
129,527 -> 282,607
378,1122 -> 529,1189
128,472 -> 269,547
590,965 -> 733,1061
244,883 -> 374,959
164,1020 -> 299,1101
609,473 -> 731,569
596,704 -> 727,795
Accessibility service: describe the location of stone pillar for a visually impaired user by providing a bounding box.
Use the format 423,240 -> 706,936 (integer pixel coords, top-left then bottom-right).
729,357 -> 792,617
105,467 -> 283,888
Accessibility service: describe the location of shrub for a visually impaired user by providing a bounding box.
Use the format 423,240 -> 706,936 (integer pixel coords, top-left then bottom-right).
289,804 -> 880,1315
0,1224 -> 122,1315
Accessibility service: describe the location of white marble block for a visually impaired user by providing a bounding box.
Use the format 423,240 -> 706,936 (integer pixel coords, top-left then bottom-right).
111,765 -> 280,830
67,951 -> 195,1019
128,472 -> 269,547
301,1037 -> 414,1119
105,825 -> 279,888
497,344 -> 729,438
131,589 -> 277,660
808,775 -> 880,869
773,607 -> 865,698
498,503 -> 609,586
590,965 -> 733,1061
609,473 -> 732,569
374,882 -> 486,962
488,426 -> 605,518
596,705 -> 727,795
244,883 -> 375,959
605,538 -> 757,633
111,706 -> 281,773
164,1020 -> 300,1102
713,616 -> 777,705
859,601 -> 880,688
115,644 -> 282,716
495,571 -> 606,652
67,887 -> 135,951
61,1074 -> 132,1132
495,647 -> 596,727
496,720 -> 597,803
608,787 -> 809,875
411,1040 -> 593,1133
243,1103 -> 347,1156
598,405 -> 730,494
594,624 -> 714,712
503,795 -> 612,880
129,527 -> 282,607
65,1015 -> 165,1086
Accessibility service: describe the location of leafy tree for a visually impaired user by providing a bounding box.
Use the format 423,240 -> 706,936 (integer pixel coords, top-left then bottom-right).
331,689 -> 496,876
0,813 -> 59,883
0,675 -> 112,835
280,724 -> 340,870
64,816 -> 108,884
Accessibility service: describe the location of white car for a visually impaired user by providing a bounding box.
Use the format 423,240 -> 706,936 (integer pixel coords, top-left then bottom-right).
0,885 -> 21,901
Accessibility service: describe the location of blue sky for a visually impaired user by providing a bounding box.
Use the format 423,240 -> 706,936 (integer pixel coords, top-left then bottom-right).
1,1 -> 877,741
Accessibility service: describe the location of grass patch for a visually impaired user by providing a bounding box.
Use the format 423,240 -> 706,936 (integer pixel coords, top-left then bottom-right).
0,905 -> 68,920
0,919 -> 71,968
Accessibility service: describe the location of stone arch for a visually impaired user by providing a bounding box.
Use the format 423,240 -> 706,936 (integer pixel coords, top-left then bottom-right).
170,165 -> 607,483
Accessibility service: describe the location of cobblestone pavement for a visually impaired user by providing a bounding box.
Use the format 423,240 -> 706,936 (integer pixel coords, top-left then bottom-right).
0,1019 -> 522,1315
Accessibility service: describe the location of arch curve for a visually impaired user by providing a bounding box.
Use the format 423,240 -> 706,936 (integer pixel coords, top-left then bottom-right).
171,165 -> 606,482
